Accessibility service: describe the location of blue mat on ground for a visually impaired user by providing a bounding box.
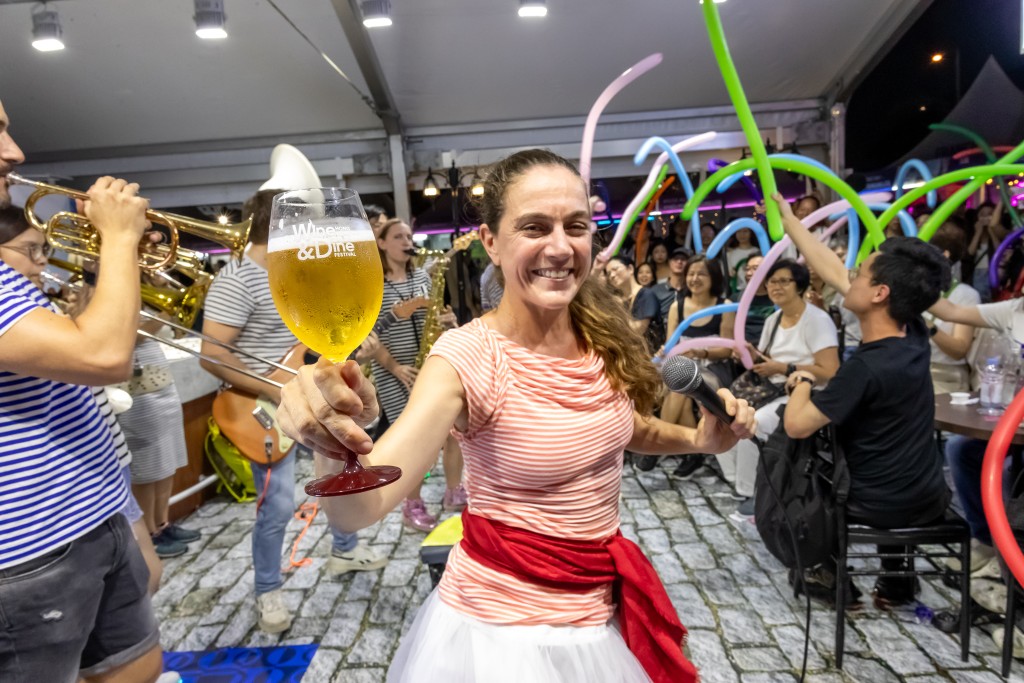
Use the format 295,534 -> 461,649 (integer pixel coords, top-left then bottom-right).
163,644 -> 318,682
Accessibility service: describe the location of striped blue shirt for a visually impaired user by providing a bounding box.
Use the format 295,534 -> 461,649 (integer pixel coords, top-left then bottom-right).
0,261 -> 126,569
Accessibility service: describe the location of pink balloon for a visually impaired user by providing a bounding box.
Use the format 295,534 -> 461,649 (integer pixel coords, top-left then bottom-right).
665,336 -> 741,360
580,54 -> 663,186
597,131 -> 717,263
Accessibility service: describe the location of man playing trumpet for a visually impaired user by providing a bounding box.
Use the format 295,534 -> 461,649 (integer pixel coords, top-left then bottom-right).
0,100 -> 164,683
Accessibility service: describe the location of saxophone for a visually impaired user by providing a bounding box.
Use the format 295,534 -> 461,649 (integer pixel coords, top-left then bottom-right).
414,249 -> 449,369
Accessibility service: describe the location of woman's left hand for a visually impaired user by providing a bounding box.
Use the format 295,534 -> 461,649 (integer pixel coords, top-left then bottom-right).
438,306 -> 458,329
692,388 -> 756,453
752,360 -> 785,377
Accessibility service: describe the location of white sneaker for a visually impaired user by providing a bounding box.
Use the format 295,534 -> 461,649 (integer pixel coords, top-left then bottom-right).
328,541 -> 389,576
256,589 -> 292,633
157,673 -> 182,683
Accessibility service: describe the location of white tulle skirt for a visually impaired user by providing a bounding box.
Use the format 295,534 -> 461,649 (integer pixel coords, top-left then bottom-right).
386,591 -> 652,683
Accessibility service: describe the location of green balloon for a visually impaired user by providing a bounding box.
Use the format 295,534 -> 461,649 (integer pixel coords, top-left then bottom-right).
702,0 -> 783,241
855,159 -> 1024,263
682,156 -> 884,251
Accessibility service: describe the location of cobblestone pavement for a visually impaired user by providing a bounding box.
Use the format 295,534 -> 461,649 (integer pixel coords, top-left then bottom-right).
153,453 -> 1023,682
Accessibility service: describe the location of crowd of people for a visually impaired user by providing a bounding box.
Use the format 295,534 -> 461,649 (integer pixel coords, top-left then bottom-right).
1,84 -> 1022,680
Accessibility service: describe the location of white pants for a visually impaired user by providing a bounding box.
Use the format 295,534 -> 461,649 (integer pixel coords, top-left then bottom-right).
715,396 -> 787,497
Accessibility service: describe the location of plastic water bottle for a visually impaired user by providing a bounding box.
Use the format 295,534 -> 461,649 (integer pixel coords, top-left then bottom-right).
979,355 -> 1006,416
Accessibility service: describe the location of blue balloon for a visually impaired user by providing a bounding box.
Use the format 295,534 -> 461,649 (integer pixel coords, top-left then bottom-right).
635,136 -> 703,252
894,159 -> 938,209
661,303 -> 739,358
705,218 -> 770,259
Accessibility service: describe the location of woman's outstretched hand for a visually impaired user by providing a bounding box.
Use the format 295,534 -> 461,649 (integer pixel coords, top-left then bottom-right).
277,357 -> 380,458
692,388 -> 756,453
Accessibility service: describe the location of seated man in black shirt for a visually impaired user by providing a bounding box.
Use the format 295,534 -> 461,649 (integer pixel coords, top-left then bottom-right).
774,194 -> 952,607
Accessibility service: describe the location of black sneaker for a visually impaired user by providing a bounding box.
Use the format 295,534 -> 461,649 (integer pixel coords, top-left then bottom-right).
152,530 -> 188,559
671,455 -> 706,480
632,454 -> 659,472
872,576 -> 920,611
162,523 -> 201,544
790,566 -> 863,611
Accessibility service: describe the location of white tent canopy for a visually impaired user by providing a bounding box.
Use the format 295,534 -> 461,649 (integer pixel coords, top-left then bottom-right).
0,0 -> 926,212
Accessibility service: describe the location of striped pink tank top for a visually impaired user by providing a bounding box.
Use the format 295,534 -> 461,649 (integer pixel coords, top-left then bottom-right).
428,318 -> 635,626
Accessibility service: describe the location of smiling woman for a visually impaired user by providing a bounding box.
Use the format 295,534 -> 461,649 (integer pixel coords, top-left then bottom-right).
276,149 -> 757,683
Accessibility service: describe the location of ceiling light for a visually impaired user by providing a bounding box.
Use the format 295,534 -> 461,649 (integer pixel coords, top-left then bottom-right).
194,0 -> 228,40
698,0 -> 727,4
31,5 -> 64,52
423,169 -> 439,198
518,0 -> 547,18
931,52 -> 944,63
470,176 -> 485,197
919,105 -> 927,112
361,0 -> 392,28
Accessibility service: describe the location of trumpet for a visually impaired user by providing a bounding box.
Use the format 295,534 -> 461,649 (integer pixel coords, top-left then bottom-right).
8,172 -> 251,272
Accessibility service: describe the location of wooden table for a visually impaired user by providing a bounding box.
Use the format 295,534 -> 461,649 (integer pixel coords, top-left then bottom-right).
935,392 -> 1024,445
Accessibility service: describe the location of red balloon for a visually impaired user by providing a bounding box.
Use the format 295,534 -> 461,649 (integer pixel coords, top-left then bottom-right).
982,390 -> 1024,588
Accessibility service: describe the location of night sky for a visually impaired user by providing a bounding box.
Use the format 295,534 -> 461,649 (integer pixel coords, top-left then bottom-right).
847,0 -> 1024,171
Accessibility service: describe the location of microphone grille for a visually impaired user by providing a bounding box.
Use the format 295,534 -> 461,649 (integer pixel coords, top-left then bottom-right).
660,355 -> 701,393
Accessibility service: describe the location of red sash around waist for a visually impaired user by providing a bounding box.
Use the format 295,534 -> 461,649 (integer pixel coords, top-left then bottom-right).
460,509 -> 697,683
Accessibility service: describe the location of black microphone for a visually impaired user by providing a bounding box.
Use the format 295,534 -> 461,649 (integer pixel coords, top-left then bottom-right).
660,356 -> 734,424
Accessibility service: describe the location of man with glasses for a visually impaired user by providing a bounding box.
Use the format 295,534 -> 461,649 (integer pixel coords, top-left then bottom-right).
0,100 -> 165,683
774,192 -> 953,609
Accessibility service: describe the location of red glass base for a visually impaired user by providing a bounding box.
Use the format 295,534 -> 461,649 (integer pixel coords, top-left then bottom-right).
304,466 -> 402,497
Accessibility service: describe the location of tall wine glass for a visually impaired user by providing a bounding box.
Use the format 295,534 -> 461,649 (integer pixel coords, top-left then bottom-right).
267,187 -> 401,496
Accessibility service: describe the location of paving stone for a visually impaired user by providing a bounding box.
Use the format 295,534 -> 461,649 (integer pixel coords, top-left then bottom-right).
303,647 -> 343,682
347,569 -> 381,601
368,586 -> 412,624
197,558 -> 251,589
214,602 -> 257,647
650,489 -> 686,518
730,646 -> 791,672
719,606 -> 772,646
690,503 -> 728,527
728,553 -> 774,587
742,586 -> 800,626
674,542 -> 718,571
174,587 -> 220,617
322,600 -> 369,649
694,568 -> 746,605
288,616 -> 329,639
198,603 -> 238,626
650,551 -> 688,584
333,668 -> 387,683
740,673 -> 798,683
176,624 -> 223,651
381,558 -> 419,587
948,670 -> 1013,683
347,627 -> 400,666
839,654 -> 902,683
159,616 -> 199,650
638,527 -> 671,554
667,583 -> 716,629
300,582 -> 346,618
632,506 -> 664,530
771,624 -> 827,670
701,523 -> 746,557
688,629 -> 740,683
665,517 -> 703,544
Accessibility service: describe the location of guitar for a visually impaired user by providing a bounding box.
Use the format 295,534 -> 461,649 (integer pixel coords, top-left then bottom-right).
211,297 -> 429,465
211,343 -> 308,466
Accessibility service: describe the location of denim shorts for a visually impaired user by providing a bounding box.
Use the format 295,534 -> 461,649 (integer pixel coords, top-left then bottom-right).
0,514 -> 159,682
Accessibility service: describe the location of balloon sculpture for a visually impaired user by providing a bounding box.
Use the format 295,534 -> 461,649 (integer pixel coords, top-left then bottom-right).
579,1 -> 1024,374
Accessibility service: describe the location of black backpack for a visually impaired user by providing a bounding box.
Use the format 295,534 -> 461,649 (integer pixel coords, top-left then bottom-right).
754,408 -> 850,570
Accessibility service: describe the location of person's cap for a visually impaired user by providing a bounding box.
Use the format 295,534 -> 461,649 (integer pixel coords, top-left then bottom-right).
670,247 -> 690,259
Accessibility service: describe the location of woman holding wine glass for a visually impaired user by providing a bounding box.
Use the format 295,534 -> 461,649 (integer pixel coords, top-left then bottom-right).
275,150 -> 755,682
